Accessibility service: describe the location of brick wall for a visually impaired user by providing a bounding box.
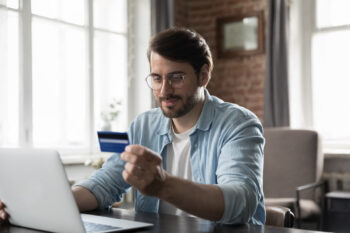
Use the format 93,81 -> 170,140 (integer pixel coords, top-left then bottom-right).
174,0 -> 268,120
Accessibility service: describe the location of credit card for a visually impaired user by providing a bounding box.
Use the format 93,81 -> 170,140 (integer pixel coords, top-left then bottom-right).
97,131 -> 129,153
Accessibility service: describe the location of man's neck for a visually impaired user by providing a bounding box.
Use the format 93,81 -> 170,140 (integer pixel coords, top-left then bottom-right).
171,92 -> 206,134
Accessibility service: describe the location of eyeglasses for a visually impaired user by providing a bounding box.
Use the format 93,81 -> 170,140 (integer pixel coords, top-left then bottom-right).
145,72 -> 185,91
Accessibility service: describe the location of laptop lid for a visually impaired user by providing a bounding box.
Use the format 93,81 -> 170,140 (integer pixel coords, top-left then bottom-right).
0,148 -> 152,232
0,148 -> 86,232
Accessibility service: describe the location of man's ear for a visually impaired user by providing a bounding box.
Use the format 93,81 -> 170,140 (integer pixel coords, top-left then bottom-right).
199,64 -> 210,87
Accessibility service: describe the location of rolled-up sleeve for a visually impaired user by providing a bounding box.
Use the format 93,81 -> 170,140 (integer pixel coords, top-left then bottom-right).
216,118 -> 264,224
75,154 -> 131,209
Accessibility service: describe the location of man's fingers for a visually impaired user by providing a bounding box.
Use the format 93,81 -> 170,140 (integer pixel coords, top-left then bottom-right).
121,151 -> 160,168
121,153 -> 152,171
125,145 -> 162,163
124,163 -> 145,178
0,200 -> 5,208
121,145 -> 165,196
121,151 -> 146,164
0,200 -> 8,224
0,209 -> 7,221
122,170 -> 144,186
125,144 -> 144,155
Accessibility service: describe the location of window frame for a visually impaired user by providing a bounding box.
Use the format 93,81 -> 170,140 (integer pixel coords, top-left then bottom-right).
289,0 -> 350,153
0,0 -> 131,156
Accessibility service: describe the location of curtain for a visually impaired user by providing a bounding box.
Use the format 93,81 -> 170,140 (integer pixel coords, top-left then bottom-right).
263,0 -> 290,127
150,0 -> 174,107
151,0 -> 174,34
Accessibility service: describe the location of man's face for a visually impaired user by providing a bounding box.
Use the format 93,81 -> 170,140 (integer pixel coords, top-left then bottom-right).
150,52 -> 202,119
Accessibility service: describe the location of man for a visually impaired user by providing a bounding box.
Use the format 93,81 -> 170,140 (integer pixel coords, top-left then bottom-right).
0,27 -> 265,225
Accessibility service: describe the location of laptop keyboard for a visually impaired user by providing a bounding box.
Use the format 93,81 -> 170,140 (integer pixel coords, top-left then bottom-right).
83,221 -> 121,233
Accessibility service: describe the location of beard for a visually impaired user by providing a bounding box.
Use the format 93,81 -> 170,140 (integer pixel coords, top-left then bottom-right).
157,92 -> 199,118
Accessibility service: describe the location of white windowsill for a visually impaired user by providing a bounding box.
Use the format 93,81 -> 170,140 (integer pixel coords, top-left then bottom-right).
60,153 -> 114,165
324,150 -> 350,159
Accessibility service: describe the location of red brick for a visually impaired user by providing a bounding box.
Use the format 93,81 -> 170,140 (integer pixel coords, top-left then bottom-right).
174,0 -> 268,120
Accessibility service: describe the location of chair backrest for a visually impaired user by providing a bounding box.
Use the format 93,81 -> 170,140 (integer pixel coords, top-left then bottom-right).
263,128 -> 323,199
265,206 -> 295,227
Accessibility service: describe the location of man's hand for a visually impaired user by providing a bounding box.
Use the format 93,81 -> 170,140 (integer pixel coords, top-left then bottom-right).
121,144 -> 224,221
0,200 -> 9,225
121,145 -> 167,197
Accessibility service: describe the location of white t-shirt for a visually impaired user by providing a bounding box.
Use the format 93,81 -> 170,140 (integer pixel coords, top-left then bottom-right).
158,125 -> 194,216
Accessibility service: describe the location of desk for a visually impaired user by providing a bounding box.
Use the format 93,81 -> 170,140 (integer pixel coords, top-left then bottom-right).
0,208 -> 326,233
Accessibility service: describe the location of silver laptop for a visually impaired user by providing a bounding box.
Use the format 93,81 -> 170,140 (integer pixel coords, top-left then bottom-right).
0,148 -> 153,233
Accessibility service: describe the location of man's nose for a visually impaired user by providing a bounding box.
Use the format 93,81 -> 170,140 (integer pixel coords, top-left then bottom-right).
159,78 -> 173,95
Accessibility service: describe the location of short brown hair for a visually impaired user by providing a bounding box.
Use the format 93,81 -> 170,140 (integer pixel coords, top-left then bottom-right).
147,27 -> 213,81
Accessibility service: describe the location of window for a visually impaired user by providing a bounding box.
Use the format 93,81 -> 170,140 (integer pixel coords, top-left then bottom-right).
0,0 -> 150,156
0,1 -> 19,148
289,0 -> 350,152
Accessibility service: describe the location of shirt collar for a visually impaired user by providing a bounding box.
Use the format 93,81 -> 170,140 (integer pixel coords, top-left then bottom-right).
157,89 -> 214,136
194,89 -> 214,132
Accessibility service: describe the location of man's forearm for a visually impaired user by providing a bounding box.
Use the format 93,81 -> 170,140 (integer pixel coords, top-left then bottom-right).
158,175 -> 225,221
72,186 -> 99,212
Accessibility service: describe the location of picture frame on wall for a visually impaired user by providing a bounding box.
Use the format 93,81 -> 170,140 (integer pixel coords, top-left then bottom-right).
216,11 -> 264,58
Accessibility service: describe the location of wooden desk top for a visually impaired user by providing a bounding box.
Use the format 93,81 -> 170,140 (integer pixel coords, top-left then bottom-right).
0,208 -> 327,233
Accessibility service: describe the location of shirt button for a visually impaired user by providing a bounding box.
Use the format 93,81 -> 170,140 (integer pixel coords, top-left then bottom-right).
194,144 -> 198,148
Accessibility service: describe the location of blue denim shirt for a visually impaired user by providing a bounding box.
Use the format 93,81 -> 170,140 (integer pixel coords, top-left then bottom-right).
78,90 -> 265,225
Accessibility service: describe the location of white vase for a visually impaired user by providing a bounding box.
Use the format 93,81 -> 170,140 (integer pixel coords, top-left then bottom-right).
101,120 -> 111,131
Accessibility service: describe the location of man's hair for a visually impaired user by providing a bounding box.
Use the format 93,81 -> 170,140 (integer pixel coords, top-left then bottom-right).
147,27 -> 213,81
